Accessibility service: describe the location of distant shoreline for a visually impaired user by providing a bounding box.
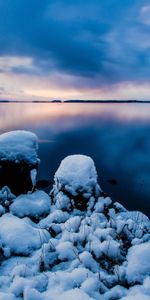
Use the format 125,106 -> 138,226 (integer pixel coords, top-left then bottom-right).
0,99 -> 150,103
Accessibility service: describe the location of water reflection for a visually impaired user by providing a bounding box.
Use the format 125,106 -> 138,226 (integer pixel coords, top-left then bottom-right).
0,103 -> 150,216
1,103 -> 150,130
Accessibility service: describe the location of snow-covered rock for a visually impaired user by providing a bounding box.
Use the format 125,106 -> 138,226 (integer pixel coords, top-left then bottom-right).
51,155 -> 101,211
0,214 -> 50,255
0,130 -> 38,165
54,154 -> 100,196
0,131 -> 39,195
126,242 -> 150,284
10,190 -> 51,219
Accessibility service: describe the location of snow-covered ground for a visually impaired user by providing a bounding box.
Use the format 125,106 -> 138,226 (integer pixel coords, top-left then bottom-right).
0,133 -> 149,299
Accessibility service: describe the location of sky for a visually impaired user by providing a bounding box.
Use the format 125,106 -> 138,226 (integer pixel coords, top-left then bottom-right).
0,0 -> 150,101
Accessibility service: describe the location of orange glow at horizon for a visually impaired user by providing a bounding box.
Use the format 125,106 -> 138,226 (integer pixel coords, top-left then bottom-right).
0,56 -> 150,101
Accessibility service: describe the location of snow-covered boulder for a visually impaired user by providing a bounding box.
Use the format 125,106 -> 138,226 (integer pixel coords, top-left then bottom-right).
51,155 -> 101,211
0,131 -> 39,195
0,214 -> 50,255
126,242 -> 150,284
0,130 -> 38,164
10,190 -> 51,219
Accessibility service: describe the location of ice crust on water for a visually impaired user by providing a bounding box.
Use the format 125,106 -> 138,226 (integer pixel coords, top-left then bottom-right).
0,130 -> 39,165
0,153 -> 149,299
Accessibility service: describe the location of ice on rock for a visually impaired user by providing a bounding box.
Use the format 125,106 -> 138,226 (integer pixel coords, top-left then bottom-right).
30,169 -> 37,188
117,211 -> 150,225
0,186 -> 15,204
52,155 -> 101,210
0,214 -> 50,255
116,211 -> 150,239
10,190 -> 51,218
0,186 -> 16,213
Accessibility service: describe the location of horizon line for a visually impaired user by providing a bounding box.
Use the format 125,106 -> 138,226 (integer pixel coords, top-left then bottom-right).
1,99 -> 150,103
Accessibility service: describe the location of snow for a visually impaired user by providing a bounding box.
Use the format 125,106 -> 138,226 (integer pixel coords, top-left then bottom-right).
53,154 -> 101,197
126,242 -> 150,283
10,190 -> 51,218
0,293 -> 16,300
117,211 -> 150,225
121,294 -> 150,300
55,288 -> 94,300
56,241 -> 77,260
0,214 -> 50,255
0,130 -> 39,165
0,152 -> 149,299
52,155 -> 101,212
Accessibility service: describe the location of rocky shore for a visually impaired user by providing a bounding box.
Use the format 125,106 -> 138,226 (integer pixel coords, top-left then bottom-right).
0,130 -> 149,300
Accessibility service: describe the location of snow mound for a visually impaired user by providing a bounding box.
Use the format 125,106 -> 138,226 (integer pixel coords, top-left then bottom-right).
126,242 -> 150,283
54,155 -> 100,196
10,191 -> 51,218
0,214 -> 50,255
0,130 -> 39,165
52,155 -> 101,211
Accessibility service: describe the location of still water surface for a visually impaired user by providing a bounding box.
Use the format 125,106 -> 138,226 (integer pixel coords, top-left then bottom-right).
0,102 -> 150,216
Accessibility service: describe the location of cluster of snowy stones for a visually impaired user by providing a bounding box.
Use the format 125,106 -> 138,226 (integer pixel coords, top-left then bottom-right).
0,131 -> 149,300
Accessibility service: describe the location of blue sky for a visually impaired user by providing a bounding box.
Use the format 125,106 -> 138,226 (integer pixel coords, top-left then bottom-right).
0,0 -> 150,100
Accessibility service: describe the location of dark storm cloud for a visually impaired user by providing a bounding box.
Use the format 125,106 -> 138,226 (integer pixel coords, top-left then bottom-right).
0,0 -> 150,85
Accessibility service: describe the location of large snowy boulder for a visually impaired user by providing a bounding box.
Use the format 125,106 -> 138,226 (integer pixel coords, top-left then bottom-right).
51,155 -> 101,211
0,214 -> 50,255
126,242 -> 150,284
0,131 -> 39,195
10,190 -> 51,219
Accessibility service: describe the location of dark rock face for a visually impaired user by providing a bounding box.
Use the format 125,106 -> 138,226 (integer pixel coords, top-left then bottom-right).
0,160 -> 38,196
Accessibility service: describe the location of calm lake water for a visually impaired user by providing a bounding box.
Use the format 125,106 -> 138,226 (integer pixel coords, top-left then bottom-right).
0,102 -> 150,217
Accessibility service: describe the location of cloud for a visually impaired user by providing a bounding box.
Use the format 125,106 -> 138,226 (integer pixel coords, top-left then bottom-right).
140,5 -> 150,25
0,0 -> 150,91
